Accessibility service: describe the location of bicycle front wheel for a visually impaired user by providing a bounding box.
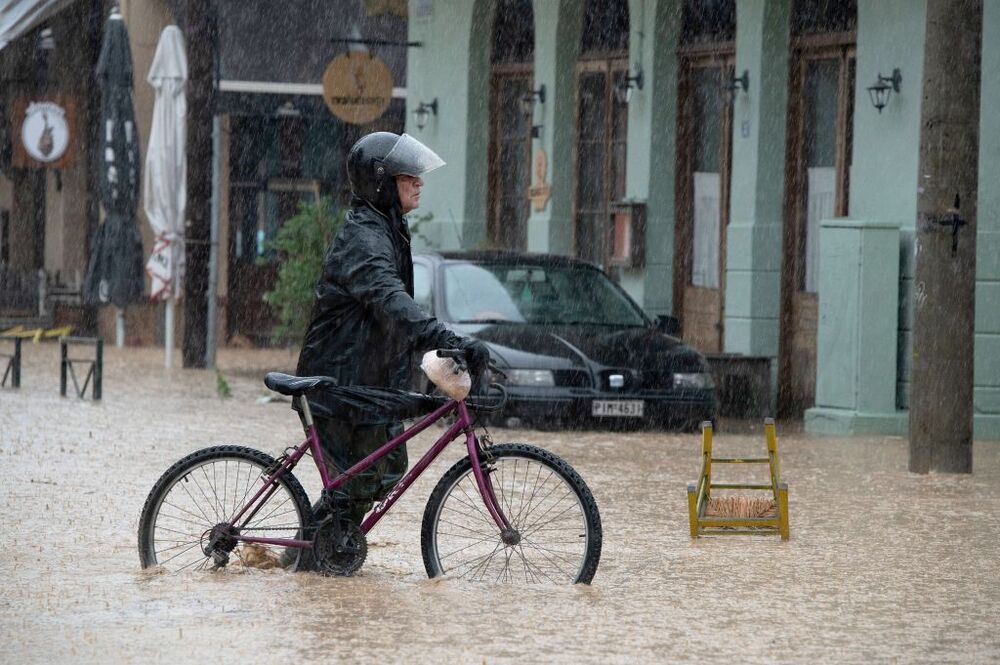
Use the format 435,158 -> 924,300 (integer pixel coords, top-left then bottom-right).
138,445 -> 313,573
421,443 -> 602,584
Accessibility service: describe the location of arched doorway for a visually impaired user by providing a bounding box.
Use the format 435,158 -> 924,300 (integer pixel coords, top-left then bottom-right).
673,0 -> 736,353
573,0 -> 629,265
488,0 -> 535,250
778,0 -> 857,415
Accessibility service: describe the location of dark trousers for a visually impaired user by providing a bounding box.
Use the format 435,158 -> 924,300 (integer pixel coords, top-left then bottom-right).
314,417 -> 407,521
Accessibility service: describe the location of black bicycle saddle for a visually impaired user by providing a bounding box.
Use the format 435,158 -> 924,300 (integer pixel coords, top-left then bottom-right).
264,372 -> 338,397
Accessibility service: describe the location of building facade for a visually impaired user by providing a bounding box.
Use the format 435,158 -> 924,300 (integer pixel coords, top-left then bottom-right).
405,0 -> 1000,438
2,0 -> 996,437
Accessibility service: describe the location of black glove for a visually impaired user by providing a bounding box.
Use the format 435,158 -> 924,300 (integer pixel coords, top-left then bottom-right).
457,338 -> 490,380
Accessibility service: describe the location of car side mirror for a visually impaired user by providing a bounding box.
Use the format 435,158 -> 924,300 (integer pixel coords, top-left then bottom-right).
655,314 -> 680,336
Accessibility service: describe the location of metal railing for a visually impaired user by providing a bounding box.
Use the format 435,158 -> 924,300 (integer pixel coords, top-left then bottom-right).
60,336 -> 103,400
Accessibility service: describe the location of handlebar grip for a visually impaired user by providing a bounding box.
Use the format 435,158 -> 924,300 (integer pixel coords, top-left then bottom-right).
436,348 -> 464,358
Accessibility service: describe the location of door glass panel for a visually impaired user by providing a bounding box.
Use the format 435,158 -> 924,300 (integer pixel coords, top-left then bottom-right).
576,71 -> 609,263
690,66 -> 723,289
574,64 -> 628,265
802,58 -> 839,293
492,75 -> 531,249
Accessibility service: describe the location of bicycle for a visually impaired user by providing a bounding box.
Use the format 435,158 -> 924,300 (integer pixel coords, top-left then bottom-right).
137,350 -> 603,584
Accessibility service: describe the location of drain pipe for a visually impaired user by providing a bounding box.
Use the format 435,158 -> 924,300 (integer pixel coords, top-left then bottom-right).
204,113 -> 220,368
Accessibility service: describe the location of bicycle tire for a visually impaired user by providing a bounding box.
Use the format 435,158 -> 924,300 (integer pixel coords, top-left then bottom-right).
421,443 -> 602,585
138,445 -> 313,573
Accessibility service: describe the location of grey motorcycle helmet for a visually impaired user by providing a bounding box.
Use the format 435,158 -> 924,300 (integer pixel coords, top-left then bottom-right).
347,132 -> 445,209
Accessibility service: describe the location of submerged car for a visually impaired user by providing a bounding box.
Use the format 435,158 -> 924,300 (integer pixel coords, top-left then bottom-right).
412,251 -> 717,430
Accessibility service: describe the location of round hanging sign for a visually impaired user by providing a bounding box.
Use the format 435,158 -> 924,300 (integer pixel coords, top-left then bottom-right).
21,101 -> 70,163
322,54 -> 394,124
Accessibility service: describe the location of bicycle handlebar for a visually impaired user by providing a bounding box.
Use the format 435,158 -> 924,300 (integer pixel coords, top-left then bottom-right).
435,348 -> 507,379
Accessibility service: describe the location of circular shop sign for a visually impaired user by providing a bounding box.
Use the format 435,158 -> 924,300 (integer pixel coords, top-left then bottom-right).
21,101 -> 70,163
322,54 -> 393,124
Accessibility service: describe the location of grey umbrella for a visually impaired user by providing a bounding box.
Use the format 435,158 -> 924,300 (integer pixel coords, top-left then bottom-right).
83,8 -> 144,344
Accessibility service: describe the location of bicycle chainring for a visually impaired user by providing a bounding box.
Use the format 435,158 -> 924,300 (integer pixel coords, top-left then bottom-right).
312,518 -> 367,577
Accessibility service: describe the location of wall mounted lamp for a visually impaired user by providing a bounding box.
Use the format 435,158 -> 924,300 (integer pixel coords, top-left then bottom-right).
520,84 -> 546,117
867,69 -> 901,114
413,98 -> 438,130
615,69 -> 644,104
275,101 -> 300,118
726,69 -> 749,102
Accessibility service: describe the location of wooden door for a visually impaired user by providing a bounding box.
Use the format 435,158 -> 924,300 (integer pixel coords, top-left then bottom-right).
779,41 -> 856,414
488,64 -> 533,250
574,58 -> 628,266
675,52 -> 734,353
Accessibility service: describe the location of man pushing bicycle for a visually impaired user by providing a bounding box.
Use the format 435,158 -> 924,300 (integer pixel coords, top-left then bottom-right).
294,132 -> 490,558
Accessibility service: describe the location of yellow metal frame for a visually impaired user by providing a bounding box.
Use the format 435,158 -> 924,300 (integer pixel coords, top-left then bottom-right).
1,325 -> 74,343
687,418 -> 790,539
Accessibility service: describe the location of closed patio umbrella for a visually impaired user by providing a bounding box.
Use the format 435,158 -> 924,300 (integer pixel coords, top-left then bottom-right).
83,8 -> 144,346
144,25 -> 186,367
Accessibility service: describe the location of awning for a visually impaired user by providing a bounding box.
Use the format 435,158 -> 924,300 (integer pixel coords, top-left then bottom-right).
0,0 -> 77,51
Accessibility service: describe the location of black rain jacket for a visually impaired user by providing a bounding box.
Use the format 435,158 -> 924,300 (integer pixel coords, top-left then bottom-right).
295,198 -> 462,420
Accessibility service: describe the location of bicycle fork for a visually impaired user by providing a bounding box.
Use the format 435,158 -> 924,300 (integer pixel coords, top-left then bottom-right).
459,402 -> 520,545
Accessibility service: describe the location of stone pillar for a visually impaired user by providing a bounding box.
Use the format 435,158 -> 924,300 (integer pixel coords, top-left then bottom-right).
524,0 -> 565,253
805,219 -> 906,434
633,0 -> 681,316
541,0 -> 583,256
723,0 -> 789,363
406,0 -> 478,250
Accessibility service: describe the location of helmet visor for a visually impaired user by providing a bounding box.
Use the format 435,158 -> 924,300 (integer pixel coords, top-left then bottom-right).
382,133 -> 446,177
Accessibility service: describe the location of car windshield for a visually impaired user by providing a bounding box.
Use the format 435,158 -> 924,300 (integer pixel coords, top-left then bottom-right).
442,261 -> 648,326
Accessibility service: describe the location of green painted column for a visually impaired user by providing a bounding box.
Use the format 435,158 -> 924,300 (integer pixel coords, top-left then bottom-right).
850,0 -> 927,418
724,0 -> 790,358
974,0 -> 1000,440
631,0 -> 681,315
546,0 -> 583,256
406,0 -> 479,251
524,0 -> 567,254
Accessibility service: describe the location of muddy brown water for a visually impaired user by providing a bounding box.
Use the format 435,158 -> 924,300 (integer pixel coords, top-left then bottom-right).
1,345 -> 999,663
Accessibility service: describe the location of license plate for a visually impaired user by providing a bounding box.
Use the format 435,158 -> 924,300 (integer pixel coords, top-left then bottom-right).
592,400 -> 644,417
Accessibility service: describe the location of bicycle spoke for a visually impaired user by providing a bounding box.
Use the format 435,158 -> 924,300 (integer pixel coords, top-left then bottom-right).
439,537 -> 496,561
433,452 -> 592,585
197,466 -> 223,522
436,516 -> 499,541
229,464 -> 260,523
146,453 -> 306,574
157,541 -> 205,566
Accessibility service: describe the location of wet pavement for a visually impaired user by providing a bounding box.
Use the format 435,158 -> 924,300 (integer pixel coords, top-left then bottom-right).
1,344 -> 999,664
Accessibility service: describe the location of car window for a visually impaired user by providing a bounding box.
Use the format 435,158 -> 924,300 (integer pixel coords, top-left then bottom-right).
443,264 -> 526,323
413,262 -> 433,314
442,262 -> 646,326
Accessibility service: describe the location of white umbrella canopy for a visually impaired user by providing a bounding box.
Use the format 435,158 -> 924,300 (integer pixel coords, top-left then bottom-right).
143,25 -> 187,366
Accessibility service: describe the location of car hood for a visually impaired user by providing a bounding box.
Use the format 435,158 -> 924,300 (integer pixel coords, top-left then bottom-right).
450,323 -> 706,372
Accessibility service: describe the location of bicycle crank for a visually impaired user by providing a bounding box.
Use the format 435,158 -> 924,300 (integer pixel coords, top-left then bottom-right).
313,518 -> 367,577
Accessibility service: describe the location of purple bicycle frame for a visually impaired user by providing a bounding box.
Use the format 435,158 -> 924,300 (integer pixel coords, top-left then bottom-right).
231,397 -> 511,550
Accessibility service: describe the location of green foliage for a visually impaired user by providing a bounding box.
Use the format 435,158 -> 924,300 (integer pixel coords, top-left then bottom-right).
215,369 -> 232,399
264,198 -> 345,343
407,211 -> 434,247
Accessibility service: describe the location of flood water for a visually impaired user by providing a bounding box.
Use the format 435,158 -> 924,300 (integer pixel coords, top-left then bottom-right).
1,345 -> 999,663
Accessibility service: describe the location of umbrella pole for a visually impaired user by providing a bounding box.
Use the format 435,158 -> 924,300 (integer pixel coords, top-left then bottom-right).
165,297 -> 175,368
115,308 -> 125,348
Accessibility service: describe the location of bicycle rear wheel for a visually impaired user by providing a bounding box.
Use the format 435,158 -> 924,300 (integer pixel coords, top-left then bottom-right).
138,445 -> 313,573
421,443 -> 602,584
